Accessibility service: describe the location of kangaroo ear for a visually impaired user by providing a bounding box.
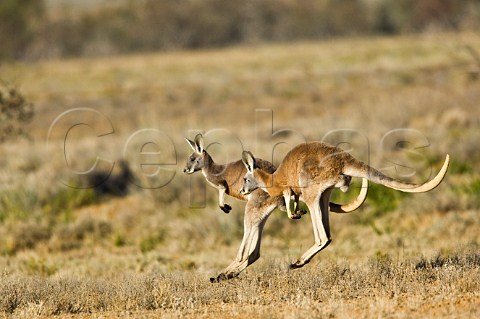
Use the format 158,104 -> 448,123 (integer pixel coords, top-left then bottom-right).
194,134 -> 204,154
242,151 -> 256,173
185,137 -> 196,152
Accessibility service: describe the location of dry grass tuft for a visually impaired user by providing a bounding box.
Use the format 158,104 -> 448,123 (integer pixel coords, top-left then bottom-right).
1,250 -> 479,318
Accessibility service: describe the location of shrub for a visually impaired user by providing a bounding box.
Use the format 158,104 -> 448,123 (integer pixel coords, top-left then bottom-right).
0,0 -> 44,60
0,83 -> 34,143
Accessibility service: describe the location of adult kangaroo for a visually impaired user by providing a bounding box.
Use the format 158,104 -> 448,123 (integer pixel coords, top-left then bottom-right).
241,141 -> 449,269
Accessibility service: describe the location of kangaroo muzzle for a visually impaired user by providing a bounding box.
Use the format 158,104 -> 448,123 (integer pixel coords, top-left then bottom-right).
240,187 -> 250,195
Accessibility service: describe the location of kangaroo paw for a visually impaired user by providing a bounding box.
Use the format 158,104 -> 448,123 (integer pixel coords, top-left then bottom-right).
210,272 -> 237,283
220,204 -> 232,214
296,209 -> 307,216
289,210 -> 304,219
289,259 -> 309,269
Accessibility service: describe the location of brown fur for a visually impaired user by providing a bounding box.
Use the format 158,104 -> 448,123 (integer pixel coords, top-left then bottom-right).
201,151 -> 276,201
250,142 -> 449,196
242,141 -> 449,269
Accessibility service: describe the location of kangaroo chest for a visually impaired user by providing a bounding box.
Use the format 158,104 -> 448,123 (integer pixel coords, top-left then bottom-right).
202,170 -> 227,191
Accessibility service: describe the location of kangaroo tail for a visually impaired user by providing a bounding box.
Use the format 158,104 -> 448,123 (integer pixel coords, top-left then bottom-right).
330,178 -> 368,214
344,154 -> 450,193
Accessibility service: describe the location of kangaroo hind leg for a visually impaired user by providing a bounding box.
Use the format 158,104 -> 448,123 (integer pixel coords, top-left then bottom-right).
211,195 -> 276,282
290,188 -> 333,269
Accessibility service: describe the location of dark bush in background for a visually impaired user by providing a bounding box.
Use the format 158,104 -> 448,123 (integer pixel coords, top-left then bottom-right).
0,0 -> 45,60
0,83 -> 34,142
1,0 -> 479,61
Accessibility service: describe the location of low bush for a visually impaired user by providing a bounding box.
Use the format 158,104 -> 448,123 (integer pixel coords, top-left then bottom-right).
0,83 -> 34,142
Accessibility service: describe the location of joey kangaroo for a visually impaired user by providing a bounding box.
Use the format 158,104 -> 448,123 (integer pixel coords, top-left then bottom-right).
184,134 -> 277,214
241,141 -> 450,269
286,173 -> 352,219
183,134 -> 369,281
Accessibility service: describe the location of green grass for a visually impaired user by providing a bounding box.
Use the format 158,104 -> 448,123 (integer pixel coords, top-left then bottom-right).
449,160 -> 475,175
0,190 -> 37,223
42,187 -> 98,224
140,229 -> 167,253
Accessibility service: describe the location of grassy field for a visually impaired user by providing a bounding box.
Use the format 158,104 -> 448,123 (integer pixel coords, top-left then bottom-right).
1,32 -> 480,318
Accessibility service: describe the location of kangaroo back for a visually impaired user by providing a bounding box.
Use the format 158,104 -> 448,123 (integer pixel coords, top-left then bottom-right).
277,141 -> 449,193
273,142 -> 351,188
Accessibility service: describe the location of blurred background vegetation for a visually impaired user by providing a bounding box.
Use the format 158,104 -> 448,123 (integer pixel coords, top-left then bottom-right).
1,0 -> 480,61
